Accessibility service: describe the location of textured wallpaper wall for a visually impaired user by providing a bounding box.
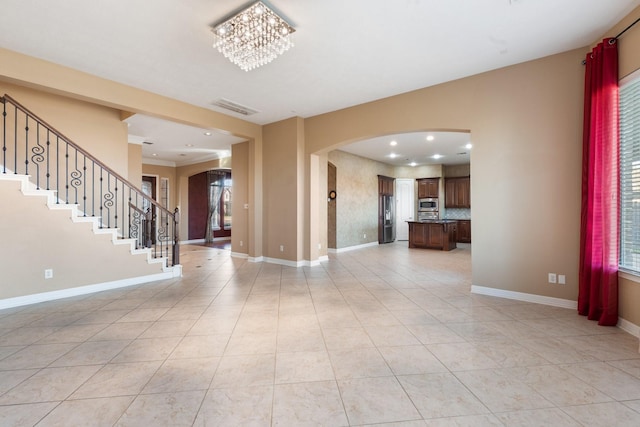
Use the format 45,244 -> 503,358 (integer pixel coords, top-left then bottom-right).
328,150 -> 394,249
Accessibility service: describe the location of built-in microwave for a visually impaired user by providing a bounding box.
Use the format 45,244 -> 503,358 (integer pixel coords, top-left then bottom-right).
418,198 -> 438,212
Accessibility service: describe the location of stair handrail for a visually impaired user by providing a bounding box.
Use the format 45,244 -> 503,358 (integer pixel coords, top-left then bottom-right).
1,93 -> 180,266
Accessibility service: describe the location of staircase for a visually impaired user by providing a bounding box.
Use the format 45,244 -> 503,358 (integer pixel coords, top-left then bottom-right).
0,94 -> 181,308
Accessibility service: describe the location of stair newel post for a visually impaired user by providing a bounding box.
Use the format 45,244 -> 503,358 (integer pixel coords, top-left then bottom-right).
2,97 -> 5,174
13,104 -> 17,174
173,207 -> 180,266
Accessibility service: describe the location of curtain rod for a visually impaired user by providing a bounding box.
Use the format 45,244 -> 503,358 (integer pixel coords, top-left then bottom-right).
613,16 -> 640,41
581,16 -> 640,64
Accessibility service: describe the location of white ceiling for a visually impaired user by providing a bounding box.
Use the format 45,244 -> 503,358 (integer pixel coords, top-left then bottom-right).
1,0 -> 638,166
339,131 -> 472,167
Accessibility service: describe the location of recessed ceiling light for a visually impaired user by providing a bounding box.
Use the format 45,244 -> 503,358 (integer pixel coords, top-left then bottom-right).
432,154 -> 442,159
410,162 -> 417,167
426,135 -> 435,141
152,153 -> 158,156
204,131 -> 212,136
389,153 -> 397,159
465,143 -> 473,149
390,140 -> 397,146
186,144 -> 194,147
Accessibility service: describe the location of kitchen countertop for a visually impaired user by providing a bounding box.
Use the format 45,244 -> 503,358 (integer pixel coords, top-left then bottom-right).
407,219 -> 459,224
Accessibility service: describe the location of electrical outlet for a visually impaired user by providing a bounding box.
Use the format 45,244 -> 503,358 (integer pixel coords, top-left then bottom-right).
558,274 -> 566,285
363,233 -> 366,239
548,273 -> 557,284
44,269 -> 53,279
240,240 -> 243,247
318,243 -> 321,250
279,245 -> 284,252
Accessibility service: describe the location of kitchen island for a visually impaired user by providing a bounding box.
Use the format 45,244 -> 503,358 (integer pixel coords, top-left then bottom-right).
407,220 -> 458,251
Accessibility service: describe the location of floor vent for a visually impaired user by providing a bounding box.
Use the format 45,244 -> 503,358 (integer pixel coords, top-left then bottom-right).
212,98 -> 260,116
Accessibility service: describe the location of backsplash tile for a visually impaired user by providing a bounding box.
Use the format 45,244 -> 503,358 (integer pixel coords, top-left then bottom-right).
443,208 -> 471,220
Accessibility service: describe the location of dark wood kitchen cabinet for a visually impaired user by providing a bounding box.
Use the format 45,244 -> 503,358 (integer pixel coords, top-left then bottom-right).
378,175 -> 395,196
408,221 -> 457,251
417,178 -> 439,199
444,176 -> 470,208
457,220 -> 471,243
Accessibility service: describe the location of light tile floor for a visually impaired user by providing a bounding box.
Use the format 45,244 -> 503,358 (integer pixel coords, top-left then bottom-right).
1,242 -> 640,426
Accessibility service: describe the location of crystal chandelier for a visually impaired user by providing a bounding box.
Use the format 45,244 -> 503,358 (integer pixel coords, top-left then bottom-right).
212,1 -> 295,72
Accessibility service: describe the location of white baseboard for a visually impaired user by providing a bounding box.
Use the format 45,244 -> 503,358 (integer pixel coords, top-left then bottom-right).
232,253 -> 327,267
263,257 -> 306,268
0,270 -> 179,310
471,285 -> 578,309
231,252 -> 248,259
328,241 -> 379,254
180,239 -> 205,244
472,284 -> 640,338
617,317 -> 640,338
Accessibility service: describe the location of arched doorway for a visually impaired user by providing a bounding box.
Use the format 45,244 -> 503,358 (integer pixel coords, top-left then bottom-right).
188,169 -> 232,242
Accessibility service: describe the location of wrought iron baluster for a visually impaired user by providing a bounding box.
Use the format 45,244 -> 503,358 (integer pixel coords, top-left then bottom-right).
70,147 -> 81,204
99,169 -> 103,227
13,104 -> 17,174
45,129 -> 50,190
56,136 -> 60,203
105,171 -> 113,228
82,156 -> 87,216
24,115 -> 29,176
92,161 -> 96,216
114,178 -> 119,230
2,98 -> 6,174
64,142 -> 69,203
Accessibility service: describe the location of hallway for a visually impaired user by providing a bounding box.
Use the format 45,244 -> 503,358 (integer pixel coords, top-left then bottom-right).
1,242 -> 639,426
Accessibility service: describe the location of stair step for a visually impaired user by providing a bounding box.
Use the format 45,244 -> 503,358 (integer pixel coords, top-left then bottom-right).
2,172 -> 177,274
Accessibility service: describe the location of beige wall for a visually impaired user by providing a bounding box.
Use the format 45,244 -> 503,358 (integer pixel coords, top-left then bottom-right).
0,81 -> 130,178
328,150 -> 394,248
444,164 -> 471,178
263,118 -> 304,261
128,144 -> 142,188
0,178 -> 164,299
231,142 -> 249,255
308,48 -> 586,303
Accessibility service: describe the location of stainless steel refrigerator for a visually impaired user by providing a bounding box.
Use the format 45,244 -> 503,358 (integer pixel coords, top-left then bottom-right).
380,195 -> 395,243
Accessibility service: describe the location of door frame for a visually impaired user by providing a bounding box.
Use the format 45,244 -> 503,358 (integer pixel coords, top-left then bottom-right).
395,178 -> 415,241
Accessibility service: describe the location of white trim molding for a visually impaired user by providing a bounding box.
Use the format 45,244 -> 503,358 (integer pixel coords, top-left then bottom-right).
471,285 -> 577,309
328,242 -> 379,254
618,317 -> 640,338
472,284 -> 640,338
231,252 -> 248,259
0,269 -> 180,310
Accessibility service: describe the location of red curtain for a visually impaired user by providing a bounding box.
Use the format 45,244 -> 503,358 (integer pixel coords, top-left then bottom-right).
578,38 -> 619,326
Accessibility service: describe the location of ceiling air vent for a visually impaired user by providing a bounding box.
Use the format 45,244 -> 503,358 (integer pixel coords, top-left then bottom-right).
212,98 -> 260,116
143,141 -> 153,145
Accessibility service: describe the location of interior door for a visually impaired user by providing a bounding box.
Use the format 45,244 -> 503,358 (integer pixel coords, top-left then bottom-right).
395,179 -> 414,241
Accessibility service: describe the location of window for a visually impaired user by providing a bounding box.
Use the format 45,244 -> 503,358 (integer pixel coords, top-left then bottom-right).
620,73 -> 640,274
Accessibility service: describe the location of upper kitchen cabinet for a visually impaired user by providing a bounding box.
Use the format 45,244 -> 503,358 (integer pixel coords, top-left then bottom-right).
445,176 -> 470,208
378,175 -> 395,196
417,178 -> 439,198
